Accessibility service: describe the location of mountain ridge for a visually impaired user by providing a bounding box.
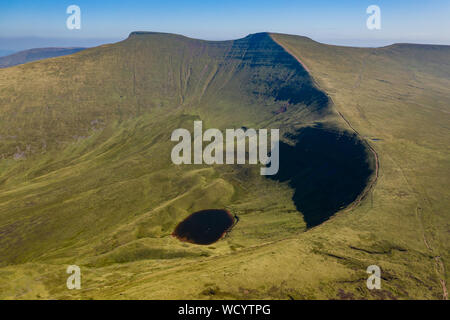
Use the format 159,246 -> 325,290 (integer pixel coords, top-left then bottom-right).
0,47 -> 86,68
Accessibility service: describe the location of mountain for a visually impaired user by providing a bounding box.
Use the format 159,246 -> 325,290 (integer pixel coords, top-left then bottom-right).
0,47 -> 86,68
0,50 -> 16,58
0,32 -> 448,300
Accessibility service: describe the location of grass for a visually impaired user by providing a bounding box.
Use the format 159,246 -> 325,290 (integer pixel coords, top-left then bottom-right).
0,31 -> 448,299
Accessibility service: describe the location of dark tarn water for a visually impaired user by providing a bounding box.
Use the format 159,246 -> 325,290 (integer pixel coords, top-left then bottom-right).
270,125 -> 374,228
172,209 -> 235,245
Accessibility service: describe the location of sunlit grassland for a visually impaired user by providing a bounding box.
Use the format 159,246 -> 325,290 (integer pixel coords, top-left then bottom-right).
0,32 -> 448,299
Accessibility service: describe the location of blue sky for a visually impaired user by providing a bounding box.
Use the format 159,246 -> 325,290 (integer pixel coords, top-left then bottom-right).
0,0 -> 449,51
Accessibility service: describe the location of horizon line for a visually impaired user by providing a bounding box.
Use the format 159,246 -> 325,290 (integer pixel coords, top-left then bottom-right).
1,31 -> 449,53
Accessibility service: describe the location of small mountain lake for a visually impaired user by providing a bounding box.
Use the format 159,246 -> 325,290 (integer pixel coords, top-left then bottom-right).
172,209 -> 235,245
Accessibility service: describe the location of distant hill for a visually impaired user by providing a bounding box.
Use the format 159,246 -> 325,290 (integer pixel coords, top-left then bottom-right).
0,31 -> 448,300
0,47 -> 85,68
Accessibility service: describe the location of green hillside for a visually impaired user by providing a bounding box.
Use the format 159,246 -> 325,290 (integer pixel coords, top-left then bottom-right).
0,32 -> 448,299
0,47 -> 86,68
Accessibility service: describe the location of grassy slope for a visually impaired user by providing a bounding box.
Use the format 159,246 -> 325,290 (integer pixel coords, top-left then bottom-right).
0,32 -> 448,299
0,32 -> 318,299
